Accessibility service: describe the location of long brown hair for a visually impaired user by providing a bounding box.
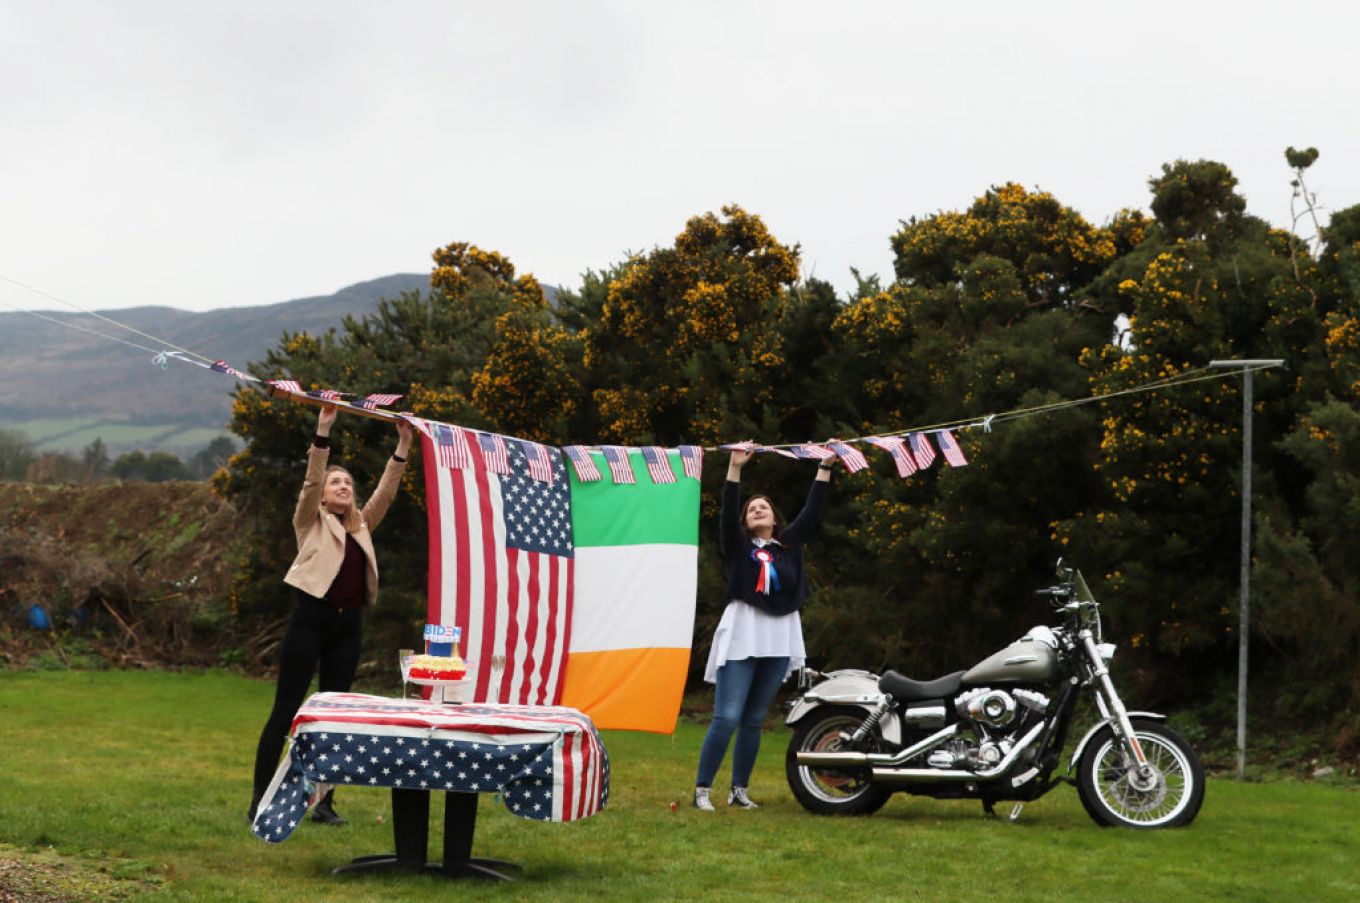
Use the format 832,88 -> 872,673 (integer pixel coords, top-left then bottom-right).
324,465 -> 364,533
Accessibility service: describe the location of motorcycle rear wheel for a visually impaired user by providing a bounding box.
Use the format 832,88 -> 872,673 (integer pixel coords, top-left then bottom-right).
1076,718 -> 1204,828
785,707 -> 892,816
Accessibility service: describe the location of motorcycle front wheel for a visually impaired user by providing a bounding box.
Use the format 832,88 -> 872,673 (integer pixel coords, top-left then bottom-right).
1076,717 -> 1205,828
785,706 -> 892,816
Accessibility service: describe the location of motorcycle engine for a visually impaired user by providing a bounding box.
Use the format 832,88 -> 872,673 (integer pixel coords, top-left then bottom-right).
956,687 -> 1017,729
929,687 -> 1053,772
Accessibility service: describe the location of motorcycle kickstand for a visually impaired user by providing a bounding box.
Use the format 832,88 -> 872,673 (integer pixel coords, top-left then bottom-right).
1008,804 -> 1024,823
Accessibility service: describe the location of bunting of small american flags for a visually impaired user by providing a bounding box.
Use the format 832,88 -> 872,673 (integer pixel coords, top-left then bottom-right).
678,445 -> 704,480
477,432 -> 511,475
269,379 -> 303,395
358,393 -> 403,411
864,436 -> 918,477
601,446 -> 635,484
909,433 -> 937,469
564,446 -> 602,482
936,429 -> 969,467
640,446 -> 676,484
521,439 -> 556,483
827,440 -> 869,473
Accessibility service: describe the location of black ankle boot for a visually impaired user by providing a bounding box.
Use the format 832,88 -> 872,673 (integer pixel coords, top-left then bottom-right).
310,789 -> 348,826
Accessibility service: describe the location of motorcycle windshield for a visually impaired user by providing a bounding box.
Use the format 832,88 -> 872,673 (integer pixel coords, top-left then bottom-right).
1072,569 -> 1096,605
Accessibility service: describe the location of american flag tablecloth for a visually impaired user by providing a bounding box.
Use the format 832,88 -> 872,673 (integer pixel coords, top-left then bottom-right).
252,692 -> 610,843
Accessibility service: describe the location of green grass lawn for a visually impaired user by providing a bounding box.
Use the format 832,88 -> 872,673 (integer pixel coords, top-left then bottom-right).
0,670 -> 1357,902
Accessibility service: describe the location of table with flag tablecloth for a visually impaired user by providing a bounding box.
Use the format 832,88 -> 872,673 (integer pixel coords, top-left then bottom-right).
251,692 -> 610,878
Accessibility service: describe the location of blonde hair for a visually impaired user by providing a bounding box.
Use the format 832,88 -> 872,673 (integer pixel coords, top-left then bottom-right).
325,465 -> 364,533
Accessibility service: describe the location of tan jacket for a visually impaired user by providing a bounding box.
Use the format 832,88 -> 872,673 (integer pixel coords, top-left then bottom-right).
283,444 -> 406,604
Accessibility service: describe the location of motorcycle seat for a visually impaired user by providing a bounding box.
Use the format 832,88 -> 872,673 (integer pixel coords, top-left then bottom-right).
879,669 -> 965,702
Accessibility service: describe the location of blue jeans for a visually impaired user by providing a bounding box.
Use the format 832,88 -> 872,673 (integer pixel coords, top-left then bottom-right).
696,656 -> 789,789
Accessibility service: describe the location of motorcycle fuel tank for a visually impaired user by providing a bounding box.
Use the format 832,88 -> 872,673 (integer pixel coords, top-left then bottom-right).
961,639 -> 1058,685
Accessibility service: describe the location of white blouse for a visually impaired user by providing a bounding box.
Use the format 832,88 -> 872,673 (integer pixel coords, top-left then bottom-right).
702,600 -> 806,684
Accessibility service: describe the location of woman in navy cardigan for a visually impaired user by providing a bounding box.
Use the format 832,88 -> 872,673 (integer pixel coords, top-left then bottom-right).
693,445 -> 833,811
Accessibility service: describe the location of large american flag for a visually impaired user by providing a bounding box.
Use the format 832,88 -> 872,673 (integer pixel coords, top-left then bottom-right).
422,426 -> 573,707
251,692 -> 609,843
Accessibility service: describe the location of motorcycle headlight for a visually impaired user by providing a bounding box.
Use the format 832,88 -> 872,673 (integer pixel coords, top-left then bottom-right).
1097,642 -> 1117,662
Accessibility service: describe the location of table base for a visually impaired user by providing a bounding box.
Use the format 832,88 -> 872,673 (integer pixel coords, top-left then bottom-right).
332,787 -> 518,882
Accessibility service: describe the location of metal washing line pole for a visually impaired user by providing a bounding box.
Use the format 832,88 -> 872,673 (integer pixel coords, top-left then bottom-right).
1208,359 -> 1285,781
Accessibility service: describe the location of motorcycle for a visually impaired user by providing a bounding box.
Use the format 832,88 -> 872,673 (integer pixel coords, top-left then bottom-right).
785,560 -> 1204,828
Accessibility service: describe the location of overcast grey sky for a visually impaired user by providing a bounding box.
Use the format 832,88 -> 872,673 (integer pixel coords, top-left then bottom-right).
2,0 -> 1357,314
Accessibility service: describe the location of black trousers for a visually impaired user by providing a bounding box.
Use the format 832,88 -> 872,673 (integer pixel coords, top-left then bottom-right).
252,592 -> 364,802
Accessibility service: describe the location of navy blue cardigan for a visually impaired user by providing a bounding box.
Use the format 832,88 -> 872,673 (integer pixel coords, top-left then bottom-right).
720,478 -> 828,616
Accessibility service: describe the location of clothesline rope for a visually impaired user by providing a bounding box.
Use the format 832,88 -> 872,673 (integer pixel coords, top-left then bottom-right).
0,272 -> 1281,455
0,273 -> 216,366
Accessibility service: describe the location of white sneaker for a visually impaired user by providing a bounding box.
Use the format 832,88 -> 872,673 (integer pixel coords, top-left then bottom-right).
693,787 -> 715,812
728,787 -> 759,809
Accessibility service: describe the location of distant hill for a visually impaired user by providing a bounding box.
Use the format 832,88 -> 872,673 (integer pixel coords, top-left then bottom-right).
0,274 -> 428,454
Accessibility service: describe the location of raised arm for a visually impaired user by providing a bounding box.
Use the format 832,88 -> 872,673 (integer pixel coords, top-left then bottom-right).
293,406 -> 336,535
361,417 -> 412,532
719,445 -> 754,558
782,463 -> 832,547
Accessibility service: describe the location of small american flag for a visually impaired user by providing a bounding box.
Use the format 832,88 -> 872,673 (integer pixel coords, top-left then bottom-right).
827,440 -> 869,473
937,429 -> 969,467
718,441 -> 757,452
793,444 -> 837,461
435,423 -> 472,469
760,446 -> 799,459
909,433 -> 937,469
678,445 -> 703,480
477,433 -> 511,475
250,692 -> 609,843
864,436 -> 918,477
564,446 -> 602,482
521,440 -> 556,484
210,360 -> 250,380
309,389 -> 348,401
359,393 -> 403,411
269,379 -> 303,395
640,447 -> 676,484
601,447 -> 635,484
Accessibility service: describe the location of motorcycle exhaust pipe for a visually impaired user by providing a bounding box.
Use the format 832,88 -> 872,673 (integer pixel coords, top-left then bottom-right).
797,751 -> 872,768
871,722 -> 1046,784
796,724 -> 959,769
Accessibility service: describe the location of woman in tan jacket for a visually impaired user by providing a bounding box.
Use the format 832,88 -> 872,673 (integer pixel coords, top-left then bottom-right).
249,404 -> 412,826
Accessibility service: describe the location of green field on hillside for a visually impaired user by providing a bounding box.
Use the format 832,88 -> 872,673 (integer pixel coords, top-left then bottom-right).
2,417 -> 229,454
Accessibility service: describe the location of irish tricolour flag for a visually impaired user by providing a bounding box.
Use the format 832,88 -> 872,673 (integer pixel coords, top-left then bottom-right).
560,449 -> 699,733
